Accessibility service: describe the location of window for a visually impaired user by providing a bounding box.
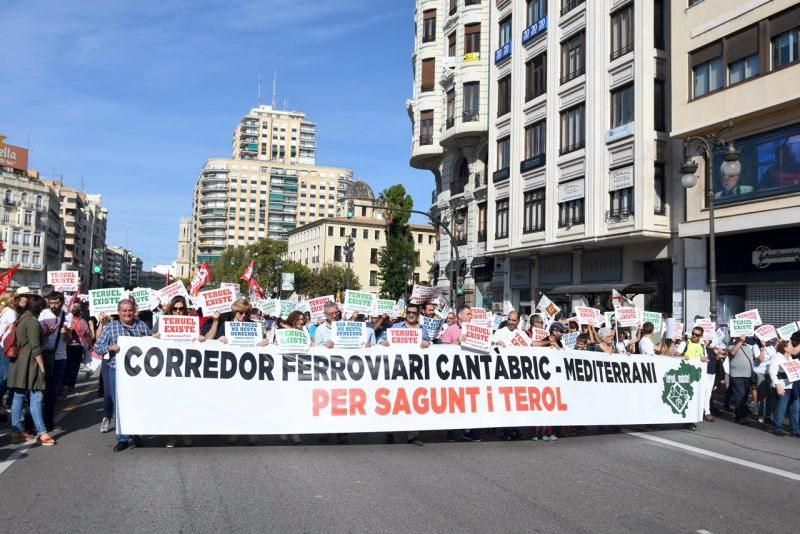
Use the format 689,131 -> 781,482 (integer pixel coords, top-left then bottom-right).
770,7 -> 800,69
727,25 -> 760,84
654,0 -> 665,50
495,199 -> 509,239
11,231 -> 19,245
610,4 -> 634,59
524,120 -> 546,161
523,189 -> 545,233
558,198 -> 585,227
23,211 -> 32,226
416,234 -> 422,244
654,163 -> 666,215
497,74 -> 511,116
32,253 -> 40,266
448,33 -> 456,57
527,0 -> 547,26
35,195 -> 43,209
334,245 -> 342,262
560,104 -> 585,154
10,253 -> 17,264
361,206 -> 367,217
339,227 -> 345,237
477,203 -> 487,242
454,208 -> 468,244
691,43 -> 723,97
497,137 -> 510,170
525,52 -> 547,101
370,271 -> 378,286
463,82 -> 479,121
21,252 -> 29,265
370,248 -> 379,264
610,84 -> 634,128
729,54 -> 760,84
465,0 -> 480,5
422,10 -> 436,43
561,32 -> 585,83
361,229 -> 367,239
464,23 -> 480,55
375,230 -> 380,240
351,228 -> 357,237
609,187 -> 634,219
452,159 -> 469,195
446,90 -> 455,128
450,0 -> 457,15
22,233 -> 30,246
3,190 -> 11,203
654,79 -> 666,132
561,0 -> 584,16
421,58 -> 435,92
419,110 -> 434,145
499,16 -> 512,47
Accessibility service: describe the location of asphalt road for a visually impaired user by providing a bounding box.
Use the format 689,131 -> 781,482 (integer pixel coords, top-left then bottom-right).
1,377 -> 798,534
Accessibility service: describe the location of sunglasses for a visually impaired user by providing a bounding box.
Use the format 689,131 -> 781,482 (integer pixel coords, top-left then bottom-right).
406,311 -> 419,316
691,332 -> 702,337
172,306 -> 186,311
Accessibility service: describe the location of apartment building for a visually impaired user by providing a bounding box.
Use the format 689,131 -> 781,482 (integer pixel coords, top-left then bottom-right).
232,105 -> 317,165
104,246 -> 142,289
0,169 -> 63,290
480,0 -> 674,316
287,182 -> 437,294
409,0 -> 491,307
671,0 -> 800,326
46,182 -> 108,288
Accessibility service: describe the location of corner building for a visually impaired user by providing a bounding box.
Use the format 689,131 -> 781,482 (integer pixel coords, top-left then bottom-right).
409,0 -> 492,307
486,0 -> 676,316
671,0 -> 800,326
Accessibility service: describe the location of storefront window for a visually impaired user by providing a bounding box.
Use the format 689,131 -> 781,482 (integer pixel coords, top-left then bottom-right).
713,123 -> 800,204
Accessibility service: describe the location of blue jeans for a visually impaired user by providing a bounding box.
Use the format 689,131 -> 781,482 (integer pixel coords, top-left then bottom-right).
11,388 -> 47,435
730,377 -> 751,421
105,358 -> 129,443
44,358 -> 67,430
773,390 -> 800,434
0,348 -> 9,405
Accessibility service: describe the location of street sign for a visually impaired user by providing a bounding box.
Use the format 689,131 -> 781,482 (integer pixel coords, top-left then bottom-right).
281,272 -> 295,291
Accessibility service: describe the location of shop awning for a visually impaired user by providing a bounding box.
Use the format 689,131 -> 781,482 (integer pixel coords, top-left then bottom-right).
546,283 -> 658,296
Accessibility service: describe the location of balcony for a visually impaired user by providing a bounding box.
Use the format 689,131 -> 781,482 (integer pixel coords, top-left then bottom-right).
605,208 -> 634,223
494,42 -> 511,65
419,134 -> 433,146
520,154 -> 546,173
522,16 -> 547,45
440,111 -> 486,148
560,66 -> 585,84
431,189 -> 439,205
410,136 -> 444,170
559,141 -> 585,155
493,168 -> 510,183
463,52 -> 480,63
199,209 -> 227,221
561,0 -> 584,15
446,117 -> 455,129
610,42 -> 634,61
477,229 -> 487,242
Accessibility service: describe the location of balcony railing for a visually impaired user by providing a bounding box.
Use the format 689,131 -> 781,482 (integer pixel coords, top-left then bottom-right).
561,0 -> 584,16
419,134 -> 433,146
446,117 -> 455,129
560,66 -> 585,84
455,235 -> 468,246
559,141 -> 585,155
610,42 -> 634,61
606,208 -> 634,223
520,154 -> 546,173
522,16 -> 547,45
494,42 -> 512,64
493,168 -> 510,182
477,229 -> 487,242
462,110 -> 480,122
431,190 -> 439,204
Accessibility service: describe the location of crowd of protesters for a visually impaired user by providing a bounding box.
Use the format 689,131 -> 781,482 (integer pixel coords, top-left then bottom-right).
2,282 -> 800,452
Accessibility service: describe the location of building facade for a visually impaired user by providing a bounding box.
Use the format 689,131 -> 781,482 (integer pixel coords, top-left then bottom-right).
0,170 -> 63,290
409,0 -> 492,307
232,104 -> 317,165
671,0 -> 800,326
104,246 -> 142,289
175,218 -> 193,279
287,182 -> 437,295
480,0 -> 675,316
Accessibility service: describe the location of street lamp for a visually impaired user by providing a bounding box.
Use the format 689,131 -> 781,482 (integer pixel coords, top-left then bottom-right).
679,120 -> 740,326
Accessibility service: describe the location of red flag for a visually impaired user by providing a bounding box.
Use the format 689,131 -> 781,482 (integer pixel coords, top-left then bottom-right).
66,291 -> 79,310
190,261 -> 214,296
0,265 -> 20,293
248,277 -> 265,299
240,260 -> 255,282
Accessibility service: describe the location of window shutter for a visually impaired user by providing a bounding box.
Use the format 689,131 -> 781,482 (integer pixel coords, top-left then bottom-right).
689,41 -> 722,67
421,58 -> 435,90
726,25 -> 759,63
769,5 -> 800,38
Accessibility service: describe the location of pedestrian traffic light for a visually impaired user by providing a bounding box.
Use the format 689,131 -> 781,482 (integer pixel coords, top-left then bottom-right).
92,248 -> 103,274
346,200 -> 355,219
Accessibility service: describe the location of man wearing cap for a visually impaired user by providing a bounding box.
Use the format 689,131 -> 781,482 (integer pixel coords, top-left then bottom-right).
548,322 -> 568,348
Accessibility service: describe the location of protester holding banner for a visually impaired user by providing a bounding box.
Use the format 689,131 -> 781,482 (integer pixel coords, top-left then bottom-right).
39,292 -> 72,432
702,344 -> 726,422
769,340 -> 800,436
0,291 -> 20,414
753,339 -> 775,424
727,335 -> 756,424
7,295 -> 55,446
63,302 -> 91,394
637,323 -> 656,356
313,301 -> 339,348
492,310 -> 521,347
386,303 -> 430,348
588,328 -> 617,354
441,305 -> 471,345
94,298 -> 152,451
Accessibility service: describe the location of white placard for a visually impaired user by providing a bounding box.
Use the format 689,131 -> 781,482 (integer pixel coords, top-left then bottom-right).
333,321 -> 367,349
88,288 -> 124,317
609,165 -> 634,192
388,328 -> 422,346
159,316 -> 199,342
200,286 -> 238,315
48,270 -> 79,293
557,178 -> 585,203
227,321 -> 263,346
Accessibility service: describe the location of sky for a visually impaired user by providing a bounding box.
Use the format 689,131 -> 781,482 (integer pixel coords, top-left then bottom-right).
0,0 -> 429,270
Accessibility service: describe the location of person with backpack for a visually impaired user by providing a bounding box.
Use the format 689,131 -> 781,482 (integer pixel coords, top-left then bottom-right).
6,294 -> 55,446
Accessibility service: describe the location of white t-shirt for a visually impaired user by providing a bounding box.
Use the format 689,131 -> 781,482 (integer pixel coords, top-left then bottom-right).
0,306 -> 17,344
39,308 -> 74,361
638,337 -> 655,356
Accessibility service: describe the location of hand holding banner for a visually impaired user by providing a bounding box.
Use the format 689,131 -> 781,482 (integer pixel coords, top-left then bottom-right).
461,323 -> 491,353
160,316 -> 199,342
388,328 -> 422,346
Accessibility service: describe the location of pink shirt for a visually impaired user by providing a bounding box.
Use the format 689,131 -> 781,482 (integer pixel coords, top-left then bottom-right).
441,323 -> 462,344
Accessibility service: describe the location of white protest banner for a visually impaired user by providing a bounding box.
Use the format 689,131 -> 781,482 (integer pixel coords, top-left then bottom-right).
280,300 -> 296,320
159,316 -> 199,342
89,288 -> 124,317
422,316 -> 443,341
536,294 -> 560,318
227,321 -> 263,346
471,307 -> 488,322
508,329 -> 531,347
276,328 -> 311,351
308,295 -> 334,322
642,311 -> 663,344
388,328 -> 422,346
333,321 -> 367,349
434,295 -> 451,319
729,318 -> 755,338
781,360 -> 800,383
200,286 -> 237,316
343,290 -> 375,315
735,309 -> 763,327
666,319 -> 683,340
531,328 -> 549,342
372,298 -> 397,317
116,339 -> 705,435
129,288 -> 159,311
777,322 -> 800,340
754,324 -> 778,344
220,282 -> 240,292
492,314 -> 506,331
461,323 -> 491,353
562,332 -> 579,350
694,319 -> 715,342
604,312 -> 615,328
48,270 -> 79,293
257,299 -> 280,317
410,284 -> 440,304
575,306 -> 602,327
158,280 -> 189,307
615,308 -> 639,328
294,301 -> 311,314
612,289 -> 635,311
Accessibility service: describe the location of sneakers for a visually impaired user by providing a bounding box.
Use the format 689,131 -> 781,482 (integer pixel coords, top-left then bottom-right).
531,435 -> 540,441
541,435 -> 550,441
289,434 -> 301,445
774,429 -> 785,437
113,441 -> 129,452
461,431 -> 482,442
100,417 -> 113,433
407,437 -> 424,446
165,437 -> 177,448
548,434 -> 558,441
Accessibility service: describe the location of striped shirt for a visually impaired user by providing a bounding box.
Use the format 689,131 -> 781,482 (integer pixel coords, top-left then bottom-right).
94,319 -> 152,358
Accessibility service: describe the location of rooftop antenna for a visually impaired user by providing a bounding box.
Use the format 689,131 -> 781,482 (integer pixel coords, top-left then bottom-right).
80,176 -> 85,192
257,74 -> 262,106
271,70 -> 277,108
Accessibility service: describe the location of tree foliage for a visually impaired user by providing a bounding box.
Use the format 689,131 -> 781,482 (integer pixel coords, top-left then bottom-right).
377,184 -> 417,299
305,263 -> 361,298
377,184 -> 413,235
210,239 -> 287,294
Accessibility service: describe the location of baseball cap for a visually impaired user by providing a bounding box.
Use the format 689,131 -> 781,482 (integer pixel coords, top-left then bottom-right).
15,286 -> 32,295
549,322 -> 569,334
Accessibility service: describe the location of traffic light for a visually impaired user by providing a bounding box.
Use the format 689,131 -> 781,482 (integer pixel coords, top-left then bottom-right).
346,200 -> 355,219
92,248 -> 103,274
344,236 -> 355,263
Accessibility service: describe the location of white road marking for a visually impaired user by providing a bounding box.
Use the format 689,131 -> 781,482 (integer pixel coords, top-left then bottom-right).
629,432 -> 800,483
696,530 -> 714,534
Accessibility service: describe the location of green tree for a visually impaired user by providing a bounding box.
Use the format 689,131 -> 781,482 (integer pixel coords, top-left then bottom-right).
376,184 -> 416,299
305,263 -> 361,298
211,239 -> 287,294
282,260 -> 314,296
